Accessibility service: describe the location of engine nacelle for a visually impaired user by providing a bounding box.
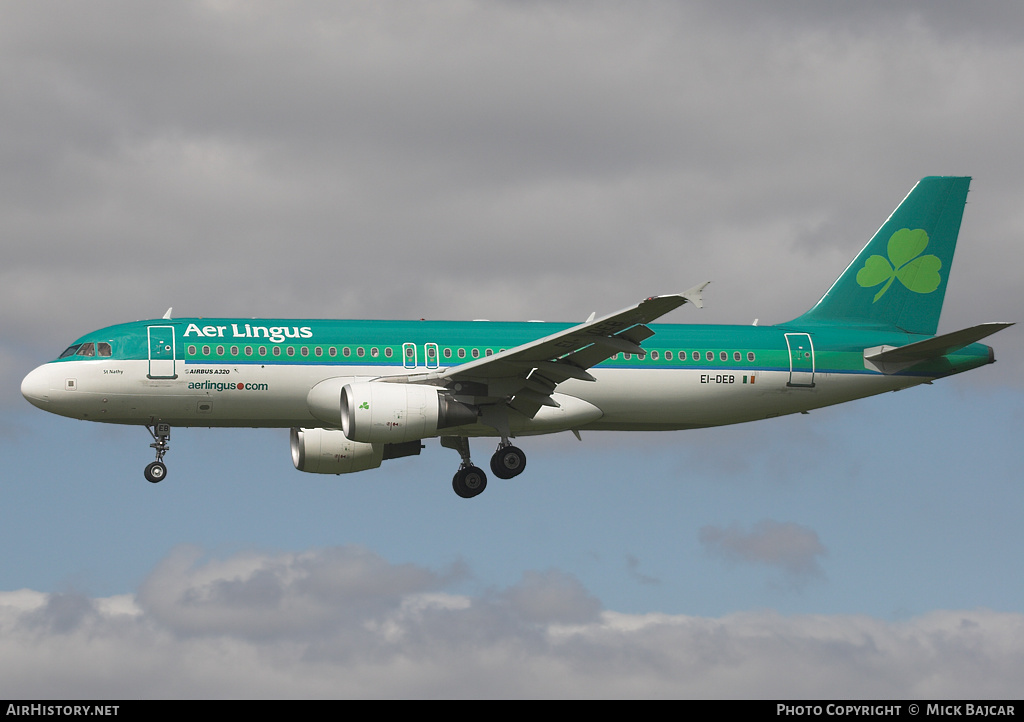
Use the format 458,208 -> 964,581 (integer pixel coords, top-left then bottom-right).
290,427 -> 383,474
340,382 -> 477,443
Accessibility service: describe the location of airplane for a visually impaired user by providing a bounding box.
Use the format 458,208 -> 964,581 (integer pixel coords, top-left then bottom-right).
21,176 -> 1012,498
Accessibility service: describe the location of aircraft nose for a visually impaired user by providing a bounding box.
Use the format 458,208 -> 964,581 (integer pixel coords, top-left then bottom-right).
21,365 -> 51,408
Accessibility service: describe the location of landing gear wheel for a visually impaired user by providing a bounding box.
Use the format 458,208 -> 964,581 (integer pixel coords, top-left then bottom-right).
144,461 -> 167,484
453,466 -> 487,498
490,446 -> 526,479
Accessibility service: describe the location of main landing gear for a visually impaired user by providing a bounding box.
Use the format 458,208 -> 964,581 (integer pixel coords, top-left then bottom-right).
144,423 -> 170,483
453,465 -> 487,499
442,437 -> 527,499
490,442 -> 526,480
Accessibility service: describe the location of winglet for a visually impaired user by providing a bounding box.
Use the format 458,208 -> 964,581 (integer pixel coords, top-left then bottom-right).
682,282 -> 710,309
162,307 -> 173,320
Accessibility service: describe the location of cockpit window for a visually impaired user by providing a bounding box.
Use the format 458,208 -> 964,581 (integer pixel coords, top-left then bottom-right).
59,341 -> 112,359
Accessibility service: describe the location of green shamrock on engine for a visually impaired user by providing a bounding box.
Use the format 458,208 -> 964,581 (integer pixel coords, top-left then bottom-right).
856,228 -> 943,303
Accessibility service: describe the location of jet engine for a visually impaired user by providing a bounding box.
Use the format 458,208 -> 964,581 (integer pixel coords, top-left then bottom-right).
340,382 -> 477,443
290,427 -> 424,474
291,427 -> 383,474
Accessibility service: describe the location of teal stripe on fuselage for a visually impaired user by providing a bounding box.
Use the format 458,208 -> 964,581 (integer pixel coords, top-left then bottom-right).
54,317 -> 993,379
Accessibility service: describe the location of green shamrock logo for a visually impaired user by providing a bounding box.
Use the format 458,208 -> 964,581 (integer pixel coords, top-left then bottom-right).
856,228 -> 942,303
359,401 -> 369,410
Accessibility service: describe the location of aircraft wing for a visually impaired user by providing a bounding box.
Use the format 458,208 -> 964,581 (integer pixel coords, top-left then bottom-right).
438,283 -> 709,417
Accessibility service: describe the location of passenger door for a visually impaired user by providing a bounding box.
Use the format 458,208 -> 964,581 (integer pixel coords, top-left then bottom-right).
147,325 -> 177,379
785,333 -> 815,387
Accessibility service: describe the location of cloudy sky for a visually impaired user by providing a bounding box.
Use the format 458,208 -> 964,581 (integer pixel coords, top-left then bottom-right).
2,0 -> 1023,698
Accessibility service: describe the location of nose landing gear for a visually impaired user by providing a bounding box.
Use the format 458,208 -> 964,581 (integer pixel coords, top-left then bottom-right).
144,423 -> 170,483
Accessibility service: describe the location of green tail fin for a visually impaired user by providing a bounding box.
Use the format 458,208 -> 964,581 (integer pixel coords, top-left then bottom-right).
790,176 -> 971,335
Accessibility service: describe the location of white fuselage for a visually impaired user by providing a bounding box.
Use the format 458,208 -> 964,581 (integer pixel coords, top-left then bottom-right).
21,355 -> 921,436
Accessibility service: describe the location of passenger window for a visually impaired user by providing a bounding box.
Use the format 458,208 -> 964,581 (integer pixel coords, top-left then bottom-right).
734,351 -> 741,362
231,346 -> 239,355
443,348 -> 451,359
287,347 -> 295,357
329,347 -> 337,357
472,349 -> 480,358
720,352 -> 727,362
188,345 -> 197,355
705,352 -> 713,361
747,352 -> 756,362
259,346 -> 267,356
76,343 -> 95,357
273,347 -> 281,356
692,352 -> 700,361
343,347 -> 351,357
458,348 -> 466,359
203,345 -> 211,355
485,349 -> 492,357
301,347 -> 309,357
357,347 -> 365,358
314,347 -> 322,357
371,348 -> 379,357
665,351 -> 673,361
245,346 -> 253,356
385,347 -> 393,358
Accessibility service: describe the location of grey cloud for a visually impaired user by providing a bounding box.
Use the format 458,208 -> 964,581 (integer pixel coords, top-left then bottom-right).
24,592 -> 99,634
496,569 -> 603,625
5,0 -> 1023,415
0,547 -> 1021,698
699,520 -> 827,581
674,415 -> 862,487
4,2 -> 1024,334
136,545 -> 464,639
626,555 -> 661,586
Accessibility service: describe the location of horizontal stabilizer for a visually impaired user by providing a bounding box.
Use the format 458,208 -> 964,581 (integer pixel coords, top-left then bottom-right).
864,322 -> 1013,374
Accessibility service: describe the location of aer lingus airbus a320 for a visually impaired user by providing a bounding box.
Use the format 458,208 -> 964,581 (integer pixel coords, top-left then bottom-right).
21,177 -> 1011,497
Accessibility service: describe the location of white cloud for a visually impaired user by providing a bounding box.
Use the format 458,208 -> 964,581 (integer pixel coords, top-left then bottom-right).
0,546 -> 1020,698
